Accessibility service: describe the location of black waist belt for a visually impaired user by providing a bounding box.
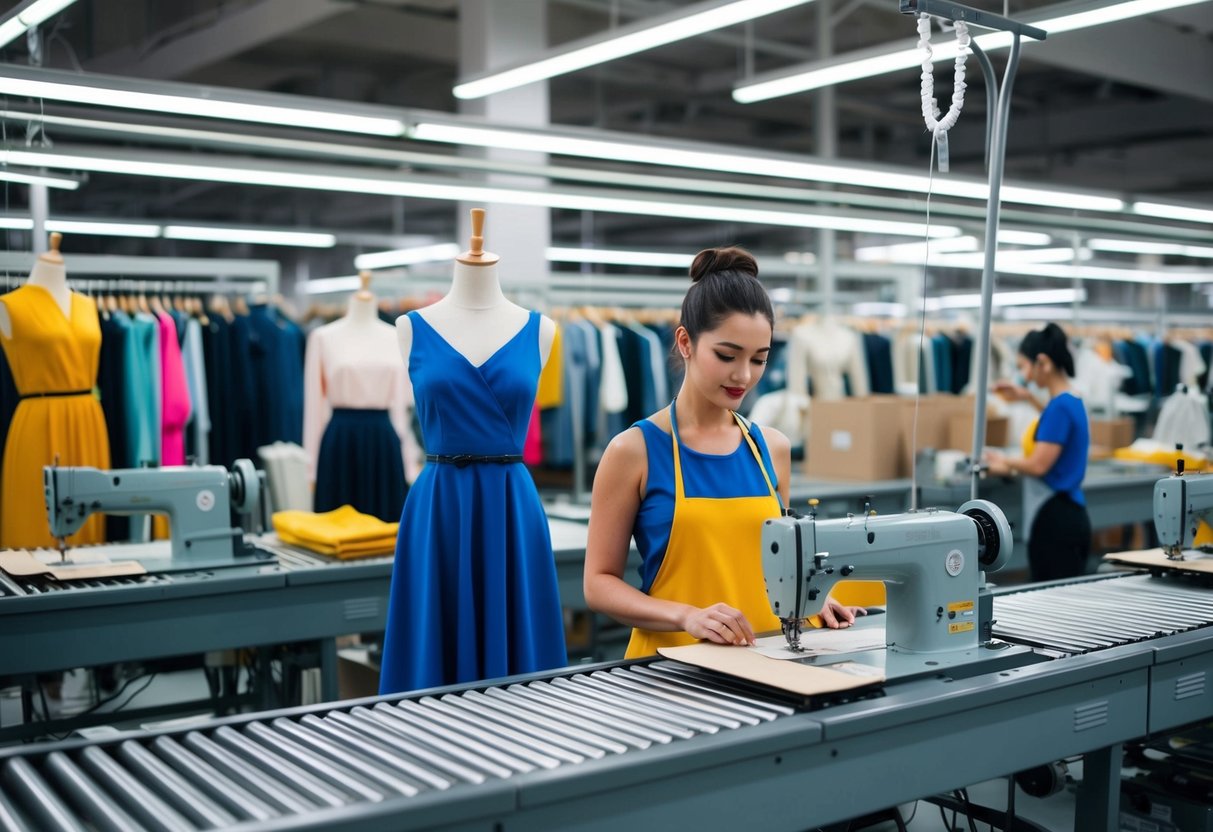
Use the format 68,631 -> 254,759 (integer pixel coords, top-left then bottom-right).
426,454 -> 524,468
19,389 -> 92,401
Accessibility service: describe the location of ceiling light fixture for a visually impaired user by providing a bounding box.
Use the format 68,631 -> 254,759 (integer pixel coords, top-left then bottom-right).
0,167 -> 81,190
733,0 -> 1210,101
0,65 -> 406,136
354,243 -> 461,270
1088,238 -> 1213,259
410,122 -> 1125,212
453,0 -> 816,99
0,0 -> 78,49
301,275 -> 364,295
546,247 -> 695,268
930,288 -> 1088,310
1132,201 -> 1213,225
46,219 -> 160,238
7,147 -> 961,237
163,225 -> 336,248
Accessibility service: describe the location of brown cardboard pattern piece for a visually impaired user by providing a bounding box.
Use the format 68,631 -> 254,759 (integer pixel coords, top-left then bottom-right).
1090,418 -> 1135,451
0,550 -> 146,580
948,413 -> 1010,451
658,642 -> 885,696
1104,548 -> 1213,574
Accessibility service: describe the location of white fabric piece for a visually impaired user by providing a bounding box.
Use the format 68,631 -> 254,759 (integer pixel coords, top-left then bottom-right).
749,390 -> 810,448
258,441 -> 312,513
917,15 -> 970,137
1175,339 -> 1207,390
1153,390 -> 1211,450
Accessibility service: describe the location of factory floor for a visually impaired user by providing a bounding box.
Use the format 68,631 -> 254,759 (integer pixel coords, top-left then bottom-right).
4,667 -> 1088,830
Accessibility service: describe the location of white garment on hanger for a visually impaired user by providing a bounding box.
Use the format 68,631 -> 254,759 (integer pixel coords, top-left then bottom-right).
749,390 -> 810,447
182,318 -> 211,465
597,323 -> 629,414
258,441 -> 311,513
1153,389 -> 1211,450
1174,339 -> 1207,390
1074,347 -> 1131,417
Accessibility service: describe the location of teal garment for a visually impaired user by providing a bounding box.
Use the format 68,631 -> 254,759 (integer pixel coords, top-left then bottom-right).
124,312 -> 161,467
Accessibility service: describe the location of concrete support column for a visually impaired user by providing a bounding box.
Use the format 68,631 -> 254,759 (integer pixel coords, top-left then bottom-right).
458,0 -> 550,293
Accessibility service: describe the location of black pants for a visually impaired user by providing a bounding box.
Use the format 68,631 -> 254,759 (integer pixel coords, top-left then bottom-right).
1028,493 -> 1092,582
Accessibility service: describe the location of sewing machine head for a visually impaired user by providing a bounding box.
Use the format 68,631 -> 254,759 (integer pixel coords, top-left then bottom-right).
1154,472 -> 1213,560
44,459 -> 270,571
762,500 -> 1012,654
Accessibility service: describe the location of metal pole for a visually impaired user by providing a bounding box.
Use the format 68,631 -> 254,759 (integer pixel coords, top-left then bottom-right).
30,183 -> 48,255
970,34 -> 1023,501
815,0 -> 837,317
967,39 -> 996,172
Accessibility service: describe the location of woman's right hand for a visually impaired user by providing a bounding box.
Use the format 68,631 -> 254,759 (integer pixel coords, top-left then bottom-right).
993,380 -> 1029,402
682,603 -> 757,646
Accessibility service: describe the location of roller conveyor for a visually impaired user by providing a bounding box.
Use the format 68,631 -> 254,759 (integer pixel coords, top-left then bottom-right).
0,662 -> 801,831
993,573 -> 1213,655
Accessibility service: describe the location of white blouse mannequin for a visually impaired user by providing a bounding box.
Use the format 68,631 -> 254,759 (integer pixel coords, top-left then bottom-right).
304,272 -> 423,483
0,232 -> 72,339
396,209 -> 555,372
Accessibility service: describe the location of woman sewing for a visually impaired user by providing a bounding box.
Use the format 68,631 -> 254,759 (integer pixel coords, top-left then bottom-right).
584,247 -> 861,657
985,323 -> 1092,582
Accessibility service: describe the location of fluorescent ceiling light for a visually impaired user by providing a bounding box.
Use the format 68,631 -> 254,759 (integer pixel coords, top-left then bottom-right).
411,122 -> 1124,212
1132,201 -> 1213,225
0,167 -> 81,190
929,288 -> 1087,310
546,247 -> 695,268
855,235 -> 980,261
163,225 -> 335,247
1088,238 -> 1213,259
0,0 -> 78,49
46,219 -> 160,238
934,247 -> 1093,268
8,147 -> 959,237
0,71 -> 405,137
997,230 -> 1053,246
355,243 -> 461,270
454,0 -> 815,99
733,0 -> 1211,101
0,217 -> 33,230
302,276 -> 363,295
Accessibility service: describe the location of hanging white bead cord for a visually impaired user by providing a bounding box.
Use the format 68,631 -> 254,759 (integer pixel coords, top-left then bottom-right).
917,13 -> 971,136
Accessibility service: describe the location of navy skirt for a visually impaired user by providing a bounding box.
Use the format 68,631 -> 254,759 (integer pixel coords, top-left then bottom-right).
314,408 -> 407,522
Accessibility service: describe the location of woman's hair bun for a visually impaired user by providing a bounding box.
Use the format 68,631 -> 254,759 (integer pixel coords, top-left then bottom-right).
690,246 -> 758,283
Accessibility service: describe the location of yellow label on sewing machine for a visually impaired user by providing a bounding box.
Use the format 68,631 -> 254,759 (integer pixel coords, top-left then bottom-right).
948,601 -> 974,614
949,622 -> 975,634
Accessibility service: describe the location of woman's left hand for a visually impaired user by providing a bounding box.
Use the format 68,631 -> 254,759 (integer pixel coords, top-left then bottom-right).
819,598 -> 867,629
983,449 -> 1011,477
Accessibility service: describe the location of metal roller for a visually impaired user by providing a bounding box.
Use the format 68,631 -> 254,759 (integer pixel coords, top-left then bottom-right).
418,697 -> 584,765
451,690 -> 616,758
357,706 -> 513,780
487,686 -> 651,750
374,703 -> 536,775
243,721 -> 391,803
152,736 -> 280,822
77,747 -> 195,832
116,740 -> 237,829
2,758 -> 88,832
511,683 -> 670,746
280,716 -> 425,796
553,677 -> 710,735
43,752 -> 146,832
299,714 -> 453,791
182,732 -> 317,813
336,709 -> 490,785
623,666 -> 787,721
595,671 -> 766,726
212,726 -> 352,808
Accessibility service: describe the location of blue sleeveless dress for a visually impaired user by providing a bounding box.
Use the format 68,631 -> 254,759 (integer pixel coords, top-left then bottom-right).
379,310 -> 567,693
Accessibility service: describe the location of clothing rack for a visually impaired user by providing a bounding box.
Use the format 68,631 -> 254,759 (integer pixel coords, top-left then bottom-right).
0,252 -> 280,295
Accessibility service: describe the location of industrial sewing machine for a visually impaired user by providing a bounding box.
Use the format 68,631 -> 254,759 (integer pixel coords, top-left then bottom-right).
762,499 -> 1031,680
43,458 -> 274,572
1154,468 -> 1213,560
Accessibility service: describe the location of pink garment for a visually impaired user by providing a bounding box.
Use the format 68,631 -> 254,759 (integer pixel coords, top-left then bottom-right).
156,312 -> 192,466
523,402 -> 542,466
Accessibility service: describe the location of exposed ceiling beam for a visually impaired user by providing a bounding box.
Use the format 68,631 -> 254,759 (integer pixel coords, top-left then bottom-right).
85,0 -> 352,79
288,5 -> 458,66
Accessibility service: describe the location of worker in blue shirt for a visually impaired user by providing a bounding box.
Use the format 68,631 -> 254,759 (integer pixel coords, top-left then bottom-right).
985,323 -> 1091,582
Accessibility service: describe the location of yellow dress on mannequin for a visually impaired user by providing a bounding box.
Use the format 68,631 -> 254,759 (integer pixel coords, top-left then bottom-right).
0,285 -> 110,548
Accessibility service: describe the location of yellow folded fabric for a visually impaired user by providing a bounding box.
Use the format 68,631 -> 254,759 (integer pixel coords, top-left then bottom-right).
536,324 -> 564,409
276,527 -> 395,559
1112,446 -> 1207,470
273,505 -> 398,547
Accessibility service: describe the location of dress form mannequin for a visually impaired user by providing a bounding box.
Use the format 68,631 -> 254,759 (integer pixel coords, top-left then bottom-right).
304,270 -> 422,514
0,232 -> 71,339
396,209 -> 555,369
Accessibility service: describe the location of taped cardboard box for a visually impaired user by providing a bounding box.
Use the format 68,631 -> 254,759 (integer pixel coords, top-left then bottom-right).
899,395 -> 975,473
948,413 -> 1010,451
805,396 -> 905,481
1090,417 -> 1134,451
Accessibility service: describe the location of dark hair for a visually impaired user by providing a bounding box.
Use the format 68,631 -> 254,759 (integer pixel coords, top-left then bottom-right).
1019,322 -> 1075,377
679,247 -> 774,349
